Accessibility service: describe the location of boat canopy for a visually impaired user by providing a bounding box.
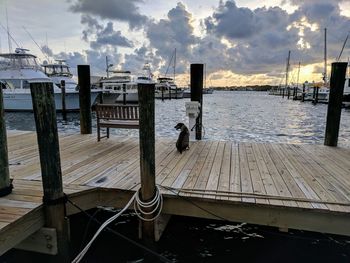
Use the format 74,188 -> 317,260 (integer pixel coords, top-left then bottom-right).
0,49 -> 41,71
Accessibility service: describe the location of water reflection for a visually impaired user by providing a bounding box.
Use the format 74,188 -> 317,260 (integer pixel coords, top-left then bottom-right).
4,91 -> 350,147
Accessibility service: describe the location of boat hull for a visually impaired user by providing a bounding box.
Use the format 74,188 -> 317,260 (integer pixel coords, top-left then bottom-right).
3,91 -> 100,111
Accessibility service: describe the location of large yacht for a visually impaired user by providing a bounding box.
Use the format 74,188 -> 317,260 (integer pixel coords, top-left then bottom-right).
0,48 -> 99,111
42,59 -> 77,90
99,70 -> 138,103
155,77 -> 183,99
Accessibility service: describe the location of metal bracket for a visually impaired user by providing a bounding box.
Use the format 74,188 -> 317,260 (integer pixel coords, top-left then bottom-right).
15,227 -> 58,255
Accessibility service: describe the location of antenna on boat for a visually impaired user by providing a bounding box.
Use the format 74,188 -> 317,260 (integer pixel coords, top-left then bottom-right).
5,3 -> 12,53
22,26 -> 50,62
336,33 -> 349,62
174,48 -> 176,83
323,28 -> 327,84
285,50 -> 291,90
0,22 -> 21,49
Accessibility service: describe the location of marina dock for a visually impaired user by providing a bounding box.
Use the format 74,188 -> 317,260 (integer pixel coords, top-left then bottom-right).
1,131 -> 350,255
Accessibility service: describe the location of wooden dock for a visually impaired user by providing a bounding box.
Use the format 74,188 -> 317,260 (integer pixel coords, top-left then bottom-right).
1,131 -> 350,255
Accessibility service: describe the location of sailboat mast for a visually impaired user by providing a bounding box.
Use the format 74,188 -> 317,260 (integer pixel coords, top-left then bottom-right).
285,50 -> 291,89
174,48 -> 176,83
6,4 -> 12,53
297,61 -> 301,88
324,28 -> 327,84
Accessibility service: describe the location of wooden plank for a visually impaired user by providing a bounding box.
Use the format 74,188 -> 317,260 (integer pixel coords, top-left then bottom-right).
204,141 -> 225,199
244,143 -> 268,204
263,143 -> 311,209
281,144 -> 345,211
258,144 -> 297,207
229,142 -> 241,202
181,141 -> 213,193
191,141 -> 219,198
271,144 -> 327,210
238,143 -> 255,203
216,142 -> 231,201
0,207 -> 45,255
251,143 -> 283,206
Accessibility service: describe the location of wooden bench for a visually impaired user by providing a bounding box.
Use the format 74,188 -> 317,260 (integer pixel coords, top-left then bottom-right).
95,104 -> 139,141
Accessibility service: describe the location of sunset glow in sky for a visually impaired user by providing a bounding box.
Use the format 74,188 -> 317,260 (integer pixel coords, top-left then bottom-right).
1,0 -> 349,86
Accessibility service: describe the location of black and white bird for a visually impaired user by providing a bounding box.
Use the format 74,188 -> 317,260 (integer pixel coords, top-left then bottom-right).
174,123 -> 189,154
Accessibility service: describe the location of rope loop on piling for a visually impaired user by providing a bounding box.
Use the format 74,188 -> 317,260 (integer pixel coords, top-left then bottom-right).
134,185 -> 163,221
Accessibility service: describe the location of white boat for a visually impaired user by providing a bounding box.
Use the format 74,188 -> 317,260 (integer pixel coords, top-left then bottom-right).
155,77 -> 183,99
99,70 -> 138,103
0,48 -> 99,111
304,84 -> 329,102
42,59 -> 78,91
343,63 -> 350,106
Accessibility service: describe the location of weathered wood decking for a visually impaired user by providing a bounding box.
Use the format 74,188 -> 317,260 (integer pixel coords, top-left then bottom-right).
1,131 -> 350,254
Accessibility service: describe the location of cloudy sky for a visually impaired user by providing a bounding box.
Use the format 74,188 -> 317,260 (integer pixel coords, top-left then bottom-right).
1,0 -> 349,86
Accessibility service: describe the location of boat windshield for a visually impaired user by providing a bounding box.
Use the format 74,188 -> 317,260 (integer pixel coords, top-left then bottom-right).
0,54 -> 41,71
43,65 -> 72,77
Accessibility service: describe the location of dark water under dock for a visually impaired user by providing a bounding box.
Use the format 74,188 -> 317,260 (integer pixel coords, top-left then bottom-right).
2,91 -> 350,262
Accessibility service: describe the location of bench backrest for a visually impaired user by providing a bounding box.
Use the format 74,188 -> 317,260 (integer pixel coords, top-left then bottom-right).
95,104 -> 139,120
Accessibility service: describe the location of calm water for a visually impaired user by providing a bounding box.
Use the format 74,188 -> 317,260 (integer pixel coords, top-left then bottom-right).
3,91 -> 350,262
5,91 -> 350,146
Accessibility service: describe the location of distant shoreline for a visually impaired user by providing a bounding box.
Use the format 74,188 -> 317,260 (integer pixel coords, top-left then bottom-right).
211,85 -> 276,91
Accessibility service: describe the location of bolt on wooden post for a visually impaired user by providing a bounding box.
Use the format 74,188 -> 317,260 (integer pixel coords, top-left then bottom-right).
190,64 -> 204,140
30,81 -> 70,262
0,83 -> 12,197
138,81 -> 156,243
324,62 -> 347,146
77,65 -> 92,134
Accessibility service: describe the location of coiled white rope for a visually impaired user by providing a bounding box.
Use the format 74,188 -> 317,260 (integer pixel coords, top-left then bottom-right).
134,185 -> 163,221
72,186 -> 163,263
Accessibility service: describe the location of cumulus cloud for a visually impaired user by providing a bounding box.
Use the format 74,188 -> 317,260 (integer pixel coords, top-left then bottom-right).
90,22 -> 134,49
146,2 -> 199,74
69,0 -> 147,29
64,0 -> 349,84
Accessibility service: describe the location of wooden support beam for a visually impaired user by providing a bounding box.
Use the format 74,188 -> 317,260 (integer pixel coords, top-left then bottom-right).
154,214 -> 171,242
0,83 -> 12,197
77,65 -> 92,134
30,81 -> 70,262
324,62 -> 348,146
190,64 -> 204,140
138,82 -> 156,243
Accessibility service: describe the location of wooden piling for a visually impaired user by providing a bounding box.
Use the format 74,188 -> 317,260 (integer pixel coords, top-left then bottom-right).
287,87 -> 290,99
302,83 -> 305,102
324,62 -> 347,146
60,80 -> 67,121
30,81 -> 70,262
190,64 -> 204,140
77,65 -> 92,134
138,82 -> 156,243
0,83 -> 12,197
123,83 -> 127,105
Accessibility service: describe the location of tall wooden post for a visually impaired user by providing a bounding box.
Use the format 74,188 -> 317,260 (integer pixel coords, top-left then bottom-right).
77,65 -> 92,134
324,62 -> 347,146
190,64 -> 203,140
138,82 -> 156,243
302,83 -> 305,102
30,81 -> 70,262
123,83 -> 127,105
60,80 -> 67,121
0,83 -> 12,197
